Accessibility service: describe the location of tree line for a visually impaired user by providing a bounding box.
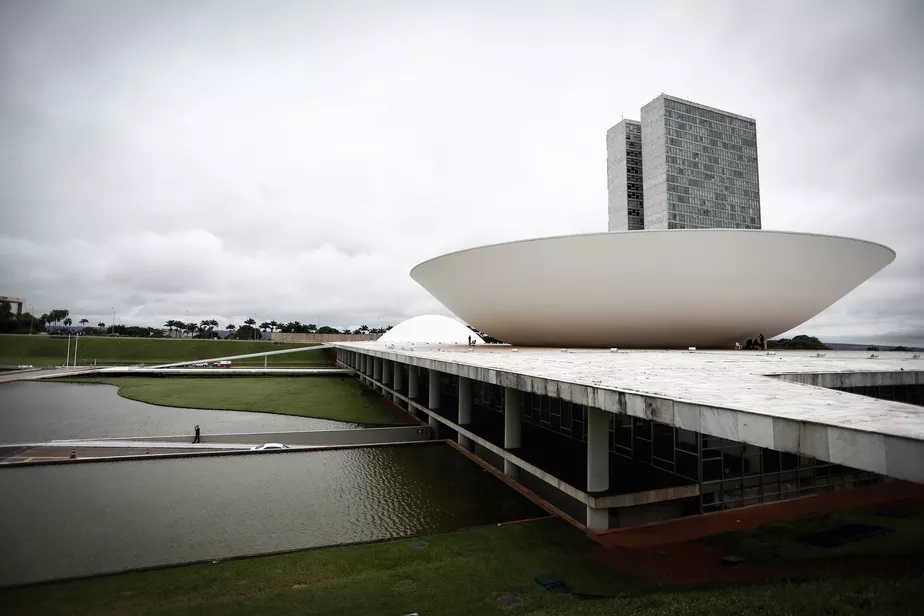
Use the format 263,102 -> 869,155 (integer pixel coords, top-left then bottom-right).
163,318 -> 394,340
0,302 -> 394,339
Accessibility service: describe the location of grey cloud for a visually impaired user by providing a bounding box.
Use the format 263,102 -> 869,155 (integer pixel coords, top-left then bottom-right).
1,0 -> 922,343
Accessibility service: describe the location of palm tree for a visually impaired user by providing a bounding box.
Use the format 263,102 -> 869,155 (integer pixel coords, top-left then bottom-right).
269,320 -> 279,333
79,318 -> 89,327
244,317 -> 257,340
259,321 -> 271,333
63,317 -> 72,327
167,319 -> 185,337
98,322 -> 106,329
226,323 -> 236,331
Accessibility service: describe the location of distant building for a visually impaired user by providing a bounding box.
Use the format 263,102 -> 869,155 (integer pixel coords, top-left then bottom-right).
607,94 -> 761,231
0,295 -> 25,316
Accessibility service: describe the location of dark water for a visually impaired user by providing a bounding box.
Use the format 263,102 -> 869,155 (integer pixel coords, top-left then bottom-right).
0,444 -> 543,586
0,382 -> 357,443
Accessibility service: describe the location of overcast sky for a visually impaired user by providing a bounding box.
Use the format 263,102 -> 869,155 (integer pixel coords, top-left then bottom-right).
1,0 -> 922,344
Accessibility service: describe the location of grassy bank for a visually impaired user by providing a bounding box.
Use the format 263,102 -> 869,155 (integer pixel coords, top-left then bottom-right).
704,501 -> 924,564
56,376 -> 410,425
2,518 -> 918,616
0,334 -> 329,367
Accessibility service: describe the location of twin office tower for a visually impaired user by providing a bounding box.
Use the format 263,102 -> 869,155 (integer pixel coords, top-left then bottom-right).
607,93 -> 761,231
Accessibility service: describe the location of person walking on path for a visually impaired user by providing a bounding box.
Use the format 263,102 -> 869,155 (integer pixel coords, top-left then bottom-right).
193,425 -> 201,443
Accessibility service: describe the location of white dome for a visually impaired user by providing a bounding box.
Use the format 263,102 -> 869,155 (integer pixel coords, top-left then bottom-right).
379,315 -> 485,345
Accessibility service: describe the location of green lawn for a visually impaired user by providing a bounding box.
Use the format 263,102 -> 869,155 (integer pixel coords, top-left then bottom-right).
56,376 -> 410,425
703,500 -> 924,565
2,519 -> 919,616
0,334 -> 329,367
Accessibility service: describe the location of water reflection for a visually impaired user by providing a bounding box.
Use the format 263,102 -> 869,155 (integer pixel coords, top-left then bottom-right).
0,382 -> 357,443
0,443 -> 543,586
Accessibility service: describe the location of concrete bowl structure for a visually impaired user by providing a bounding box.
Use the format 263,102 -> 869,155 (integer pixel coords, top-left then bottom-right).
410,230 -> 895,348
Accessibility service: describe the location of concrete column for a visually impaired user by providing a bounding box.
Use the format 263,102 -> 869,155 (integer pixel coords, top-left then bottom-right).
586,506 -> 609,532
504,387 -> 522,479
373,357 -> 381,381
365,354 -> 372,376
458,377 -> 473,451
408,367 -> 419,400
428,370 -> 440,410
393,361 -> 403,394
428,370 -> 441,438
382,359 -> 391,387
587,407 -> 610,493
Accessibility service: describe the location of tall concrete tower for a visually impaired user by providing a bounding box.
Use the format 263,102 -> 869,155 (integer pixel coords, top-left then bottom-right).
607,94 -> 761,231
640,94 -> 760,230
606,119 -> 644,231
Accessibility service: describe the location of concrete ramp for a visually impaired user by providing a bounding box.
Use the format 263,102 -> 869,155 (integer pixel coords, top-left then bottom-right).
149,344 -> 332,369
96,367 -> 352,377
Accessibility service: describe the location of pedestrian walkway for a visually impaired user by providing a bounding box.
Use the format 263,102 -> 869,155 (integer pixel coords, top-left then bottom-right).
0,366 -> 100,383
0,441 -> 259,464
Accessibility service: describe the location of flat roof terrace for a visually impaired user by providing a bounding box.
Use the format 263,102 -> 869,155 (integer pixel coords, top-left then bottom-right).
334,344 -> 924,483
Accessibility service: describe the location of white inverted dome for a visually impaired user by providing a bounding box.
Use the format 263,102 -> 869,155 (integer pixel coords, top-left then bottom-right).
410,230 -> 895,348
378,315 -> 485,345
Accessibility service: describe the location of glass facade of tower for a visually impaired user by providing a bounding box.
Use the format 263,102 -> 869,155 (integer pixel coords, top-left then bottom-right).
625,122 -> 644,230
606,120 -> 645,231
658,96 -> 761,229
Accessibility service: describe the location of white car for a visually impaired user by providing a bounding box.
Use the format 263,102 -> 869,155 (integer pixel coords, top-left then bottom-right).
250,443 -> 290,451
190,362 -> 208,368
